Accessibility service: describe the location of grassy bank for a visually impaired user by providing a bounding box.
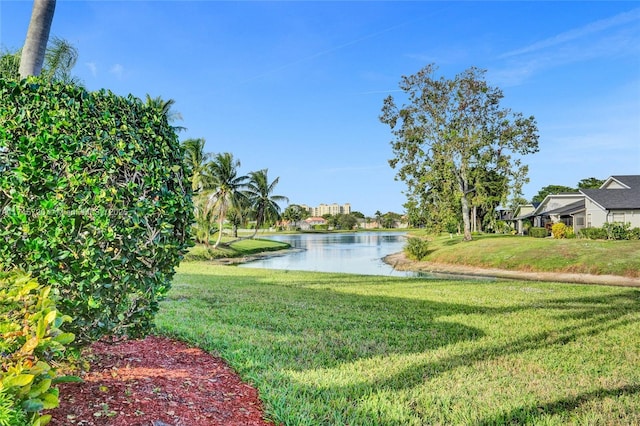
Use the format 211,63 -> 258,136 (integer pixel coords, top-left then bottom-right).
411,234 -> 640,278
157,263 -> 640,425
183,238 -> 290,261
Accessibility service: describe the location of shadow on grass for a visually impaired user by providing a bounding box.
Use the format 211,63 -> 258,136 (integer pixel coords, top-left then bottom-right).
162,272 -> 490,364
159,270 -> 640,424
163,272 -> 638,368
478,384 -> 640,425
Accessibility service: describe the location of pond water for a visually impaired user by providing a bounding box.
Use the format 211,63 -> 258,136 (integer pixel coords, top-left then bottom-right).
239,232 -> 421,277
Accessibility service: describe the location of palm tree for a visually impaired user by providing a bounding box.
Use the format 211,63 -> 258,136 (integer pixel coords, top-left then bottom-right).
205,153 -> 248,248
19,0 -> 57,78
41,36 -> 79,84
4,37 -> 77,82
181,138 -> 212,192
0,48 -> 21,80
227,203 -> 250,238
192,198 -> 216,246
374,210 -> 383,228
145,95 -> 186,133
245,169 -> 288,238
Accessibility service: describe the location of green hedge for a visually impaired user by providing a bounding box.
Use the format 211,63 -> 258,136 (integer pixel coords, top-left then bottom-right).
0,270 -> 77,426
529,227 -> 548,238
0,78 -> 193,344
579,223 -> 640,240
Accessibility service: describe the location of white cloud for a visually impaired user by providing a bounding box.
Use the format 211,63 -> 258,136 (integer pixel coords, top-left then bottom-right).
110,63 -> 124,79
85,62 -> 97,77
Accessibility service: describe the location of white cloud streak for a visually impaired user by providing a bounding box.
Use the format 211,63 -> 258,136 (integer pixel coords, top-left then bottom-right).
500,8 -> 640,59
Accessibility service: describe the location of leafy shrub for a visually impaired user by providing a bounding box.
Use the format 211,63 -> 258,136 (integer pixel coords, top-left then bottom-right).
445,220 -> 459,235
0,270 -> 77,426
529,227 -> 548,238
551,222 -> 568,239
629,227 -> 640,240
603,222 -> 631,240
0,390 -> 27,426
0,78 -> 194,344
405,237 -> 430,260
579,227 -> 608,240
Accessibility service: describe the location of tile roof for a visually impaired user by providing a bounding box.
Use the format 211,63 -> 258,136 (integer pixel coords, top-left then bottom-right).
580,175 -> 640,209
611,175 -> 640,189
544,200 -> 585,216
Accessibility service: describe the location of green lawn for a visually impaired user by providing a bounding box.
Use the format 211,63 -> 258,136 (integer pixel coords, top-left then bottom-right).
414,234 -> 640,278
157,263 -> 640,425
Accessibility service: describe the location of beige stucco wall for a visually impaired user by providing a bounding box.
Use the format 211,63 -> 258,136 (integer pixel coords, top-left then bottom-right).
584,198 -> 640,228
608,210 -> 640,228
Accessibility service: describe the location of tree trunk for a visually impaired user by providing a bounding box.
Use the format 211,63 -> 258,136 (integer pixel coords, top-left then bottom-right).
461,195 -> 472,241
472,205 -> 477,233
213,215 -> 224,248
19,0 -> 56,78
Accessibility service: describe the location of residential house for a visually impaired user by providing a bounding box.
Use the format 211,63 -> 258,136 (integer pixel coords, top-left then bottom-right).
580,175 -> 640,229
532,194 -> 585,230
300,216 -> 327,231
523,175 -> 640,234
511,203 -> 537,235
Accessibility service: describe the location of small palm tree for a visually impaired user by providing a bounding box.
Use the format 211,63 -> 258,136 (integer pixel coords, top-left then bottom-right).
192,198 -> 216,246
205,153 -> 248,248
245,169 -> 288,238
0,49 -> 21,80
375,210 -> 383,228
3,37 -> 79,83
181,138 -> 212,192
41,36 -> 79,84
145,95 -> 186,133
227,204 -> 249,238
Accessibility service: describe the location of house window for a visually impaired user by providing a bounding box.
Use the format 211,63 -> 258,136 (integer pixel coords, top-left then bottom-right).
576,216 -> 585,226
612,213 -> 625,223
587,214 -> 592,228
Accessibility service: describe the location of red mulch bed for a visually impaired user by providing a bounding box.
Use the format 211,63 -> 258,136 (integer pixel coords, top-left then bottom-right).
47,335 -> 277,426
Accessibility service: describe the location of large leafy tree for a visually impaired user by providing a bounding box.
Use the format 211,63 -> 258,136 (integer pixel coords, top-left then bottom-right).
245,169 -> 288,238
380,64 -> 539,240
336,214 -> 358,230
531,185 -> 576,203
19,0 -> 56,78
205,152 -> 248,248
577,177 -> 604,189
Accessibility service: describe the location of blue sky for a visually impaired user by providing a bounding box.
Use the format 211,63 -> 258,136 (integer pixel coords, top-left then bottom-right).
2,1 -> 639,216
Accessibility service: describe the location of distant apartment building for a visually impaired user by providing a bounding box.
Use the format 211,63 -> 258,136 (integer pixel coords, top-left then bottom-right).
300,203 -> 351,217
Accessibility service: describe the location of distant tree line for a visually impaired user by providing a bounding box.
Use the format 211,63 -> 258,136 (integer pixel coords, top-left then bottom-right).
530,177 -> 605,204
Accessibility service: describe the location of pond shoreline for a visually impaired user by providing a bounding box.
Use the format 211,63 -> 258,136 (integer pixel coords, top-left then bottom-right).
383,252 -> 640,287
195,245 -> 640,287
205,248 -> 304,265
